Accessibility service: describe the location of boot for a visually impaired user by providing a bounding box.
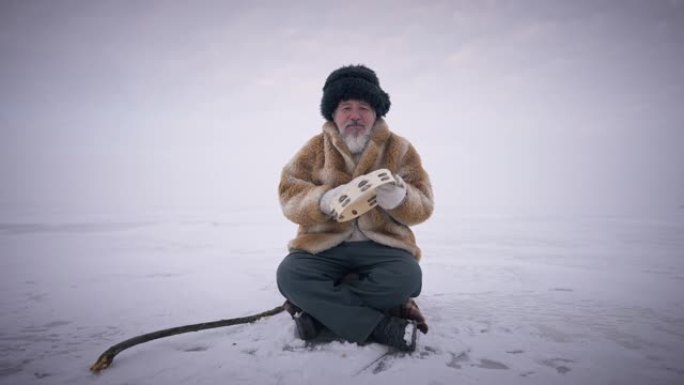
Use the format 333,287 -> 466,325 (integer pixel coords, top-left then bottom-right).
389,298 -> 428,334
371,316 -> 417,352
283,300 -> 322,340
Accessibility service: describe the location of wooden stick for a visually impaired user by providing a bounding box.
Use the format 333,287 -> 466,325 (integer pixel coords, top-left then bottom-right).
90,304 -> 285,373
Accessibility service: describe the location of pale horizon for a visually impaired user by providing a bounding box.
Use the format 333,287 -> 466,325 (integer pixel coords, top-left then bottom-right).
2,0 -> 683,218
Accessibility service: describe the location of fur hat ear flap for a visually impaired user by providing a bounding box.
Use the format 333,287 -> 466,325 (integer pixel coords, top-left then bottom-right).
320,65 -> 391,121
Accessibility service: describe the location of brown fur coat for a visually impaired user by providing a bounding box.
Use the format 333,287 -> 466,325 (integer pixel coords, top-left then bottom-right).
279,119 -> 434,260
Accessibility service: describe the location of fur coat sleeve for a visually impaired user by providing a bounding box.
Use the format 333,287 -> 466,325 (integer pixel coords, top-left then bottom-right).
278,119 -> 434,260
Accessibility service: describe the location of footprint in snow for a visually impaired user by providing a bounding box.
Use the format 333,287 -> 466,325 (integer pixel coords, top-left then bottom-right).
541,358 -> 573,374
182,345 -> 209,352
476,359 -> 509,370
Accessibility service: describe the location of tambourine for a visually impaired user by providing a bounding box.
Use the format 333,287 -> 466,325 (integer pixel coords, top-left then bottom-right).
330,168 -> 396,222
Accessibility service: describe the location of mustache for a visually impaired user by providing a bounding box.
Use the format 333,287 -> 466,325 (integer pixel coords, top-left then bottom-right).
345,120 -> 367,129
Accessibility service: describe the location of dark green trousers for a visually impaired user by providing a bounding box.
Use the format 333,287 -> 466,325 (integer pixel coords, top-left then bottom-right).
276,241 -> 422,343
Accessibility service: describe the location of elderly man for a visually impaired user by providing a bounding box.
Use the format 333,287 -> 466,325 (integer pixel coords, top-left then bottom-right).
276,64 -> 434,352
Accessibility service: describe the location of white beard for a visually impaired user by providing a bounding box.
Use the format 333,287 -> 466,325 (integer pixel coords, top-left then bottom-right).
344,132 -> 371,154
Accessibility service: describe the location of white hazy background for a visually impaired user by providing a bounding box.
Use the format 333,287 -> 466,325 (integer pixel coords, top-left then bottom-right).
2,2 -> 684,384
1,0 -> 683,218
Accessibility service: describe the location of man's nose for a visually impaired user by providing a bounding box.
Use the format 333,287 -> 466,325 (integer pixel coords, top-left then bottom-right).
349,108 -> 361,119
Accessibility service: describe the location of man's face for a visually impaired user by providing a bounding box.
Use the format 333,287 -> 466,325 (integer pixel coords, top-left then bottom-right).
333,100 -> 377,139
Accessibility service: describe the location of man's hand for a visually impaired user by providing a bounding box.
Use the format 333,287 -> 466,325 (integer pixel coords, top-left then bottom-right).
376,175 -> 407,210
319,184 -> 347,215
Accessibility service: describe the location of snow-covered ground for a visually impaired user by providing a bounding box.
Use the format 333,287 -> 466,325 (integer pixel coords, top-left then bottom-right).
1,205 -> 683,385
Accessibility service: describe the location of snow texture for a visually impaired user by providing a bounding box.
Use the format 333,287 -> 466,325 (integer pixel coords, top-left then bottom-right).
403,323 -> 414,346
1,206 -> 683,385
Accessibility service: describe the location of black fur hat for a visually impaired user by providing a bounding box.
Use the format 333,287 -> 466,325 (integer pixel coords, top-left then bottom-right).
320,64 -> 391,121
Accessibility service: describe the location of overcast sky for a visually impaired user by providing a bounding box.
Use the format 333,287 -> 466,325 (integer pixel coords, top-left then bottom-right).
1,0 -> 683,218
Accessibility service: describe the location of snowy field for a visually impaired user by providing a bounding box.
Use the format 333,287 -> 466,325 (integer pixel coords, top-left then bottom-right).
1,205 -> 683,385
